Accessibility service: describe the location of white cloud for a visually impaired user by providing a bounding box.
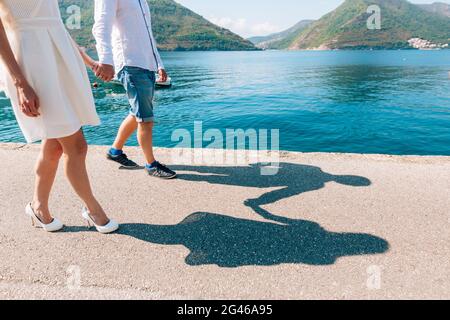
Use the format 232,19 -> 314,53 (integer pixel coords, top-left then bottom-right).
208,16 -> 280,37
250,22 -> 280,35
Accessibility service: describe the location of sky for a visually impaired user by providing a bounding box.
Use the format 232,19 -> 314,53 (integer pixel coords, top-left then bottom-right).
175,0 -> 450,38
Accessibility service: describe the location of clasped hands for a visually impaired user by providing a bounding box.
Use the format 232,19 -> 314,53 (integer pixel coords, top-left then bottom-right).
91,62 -> 168,83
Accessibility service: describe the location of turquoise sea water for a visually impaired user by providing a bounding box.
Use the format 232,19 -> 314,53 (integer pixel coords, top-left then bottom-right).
1,50 -> 450,155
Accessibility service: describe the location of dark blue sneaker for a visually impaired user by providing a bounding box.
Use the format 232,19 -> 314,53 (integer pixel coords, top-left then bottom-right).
107,152 -> 140,170
146,162 -> 177,179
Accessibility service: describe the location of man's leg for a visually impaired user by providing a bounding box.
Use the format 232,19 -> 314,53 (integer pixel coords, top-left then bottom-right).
107,115 -> 140,169
137,121 -> 156,164
138,120 -> 177,179
106,68 -> 140,169
112,115 -> 138,151
115,66 -> 176,178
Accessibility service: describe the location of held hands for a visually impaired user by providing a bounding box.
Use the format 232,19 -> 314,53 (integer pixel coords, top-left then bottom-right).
90,62 -> 168,83
92,62 -> 115,82
16,82 -> 40,117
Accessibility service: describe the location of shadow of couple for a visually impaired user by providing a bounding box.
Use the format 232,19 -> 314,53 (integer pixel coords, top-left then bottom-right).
113,162 -> 389,268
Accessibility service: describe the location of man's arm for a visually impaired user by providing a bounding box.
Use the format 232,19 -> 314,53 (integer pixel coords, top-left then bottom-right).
149,26 -> 164,71
147,15 -> 167,82
92,0 -> 117,81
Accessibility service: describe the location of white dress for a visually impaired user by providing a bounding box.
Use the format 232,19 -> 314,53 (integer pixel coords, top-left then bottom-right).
0,0 -> 100,143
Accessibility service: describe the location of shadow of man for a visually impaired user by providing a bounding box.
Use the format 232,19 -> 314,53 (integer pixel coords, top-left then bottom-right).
172,163 -> 371,224
119,163 -> 388,268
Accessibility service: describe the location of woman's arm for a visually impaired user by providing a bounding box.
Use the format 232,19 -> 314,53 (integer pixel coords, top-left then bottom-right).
0,18 -> 40,117
78,45 -> 100,74
66,32 -> 98,71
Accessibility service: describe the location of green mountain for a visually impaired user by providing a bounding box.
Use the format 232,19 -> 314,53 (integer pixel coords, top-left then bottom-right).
58,0 -> 256,51
267,0 -> 450,50
248,20 -> 314,49
418,2 -> 450,17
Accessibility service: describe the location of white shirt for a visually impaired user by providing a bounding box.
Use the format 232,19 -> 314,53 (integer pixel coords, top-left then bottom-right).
92,0 -> 164,74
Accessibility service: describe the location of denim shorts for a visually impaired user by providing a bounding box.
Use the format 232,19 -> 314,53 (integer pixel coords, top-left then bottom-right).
118,66 -> 156,123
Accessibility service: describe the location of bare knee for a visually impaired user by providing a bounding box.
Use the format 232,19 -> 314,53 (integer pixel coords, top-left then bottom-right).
35,143 -> 62,176
74,138 -> 88,156
42,144 -> 63,162
65,137 -> 88,158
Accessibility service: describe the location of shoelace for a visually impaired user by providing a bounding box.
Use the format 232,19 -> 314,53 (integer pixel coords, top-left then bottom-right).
148,163 -> 173,176
116,154 -> 135,166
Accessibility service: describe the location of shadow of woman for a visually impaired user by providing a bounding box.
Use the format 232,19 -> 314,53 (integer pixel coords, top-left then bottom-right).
119,212 -> 388,267
117,163 -> 388,267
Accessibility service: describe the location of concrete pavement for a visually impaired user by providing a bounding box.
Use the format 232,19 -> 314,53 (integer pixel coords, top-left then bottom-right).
0,143 -> 449,299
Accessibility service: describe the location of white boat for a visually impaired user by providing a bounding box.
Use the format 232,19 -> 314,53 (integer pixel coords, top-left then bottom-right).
109,75 -> 172,88
155,76 -> 172,88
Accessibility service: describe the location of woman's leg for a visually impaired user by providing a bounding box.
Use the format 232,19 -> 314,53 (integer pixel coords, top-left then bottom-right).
32,139 -> 63,224
57,130 -> 109,226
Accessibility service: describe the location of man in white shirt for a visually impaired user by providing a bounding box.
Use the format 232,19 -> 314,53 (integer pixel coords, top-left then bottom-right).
92,0 -> 176,179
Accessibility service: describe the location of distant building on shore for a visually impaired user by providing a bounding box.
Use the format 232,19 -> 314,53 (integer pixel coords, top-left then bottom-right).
408,38 -> 449,50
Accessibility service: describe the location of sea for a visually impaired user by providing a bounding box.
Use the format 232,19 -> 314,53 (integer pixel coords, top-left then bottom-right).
1,50 -> 450,155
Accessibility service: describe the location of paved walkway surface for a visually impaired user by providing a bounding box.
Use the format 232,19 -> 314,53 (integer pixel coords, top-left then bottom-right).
0,143 -> 449,299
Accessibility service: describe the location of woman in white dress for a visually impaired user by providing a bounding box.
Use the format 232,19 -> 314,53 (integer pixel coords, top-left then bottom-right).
0,0 -> 118,233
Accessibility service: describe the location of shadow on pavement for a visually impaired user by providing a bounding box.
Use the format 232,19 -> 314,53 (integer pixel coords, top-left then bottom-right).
119,163 -> 389,267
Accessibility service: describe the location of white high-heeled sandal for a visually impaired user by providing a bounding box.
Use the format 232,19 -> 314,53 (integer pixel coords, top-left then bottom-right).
25,203 -> 64,232
82,207 -> 119,234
